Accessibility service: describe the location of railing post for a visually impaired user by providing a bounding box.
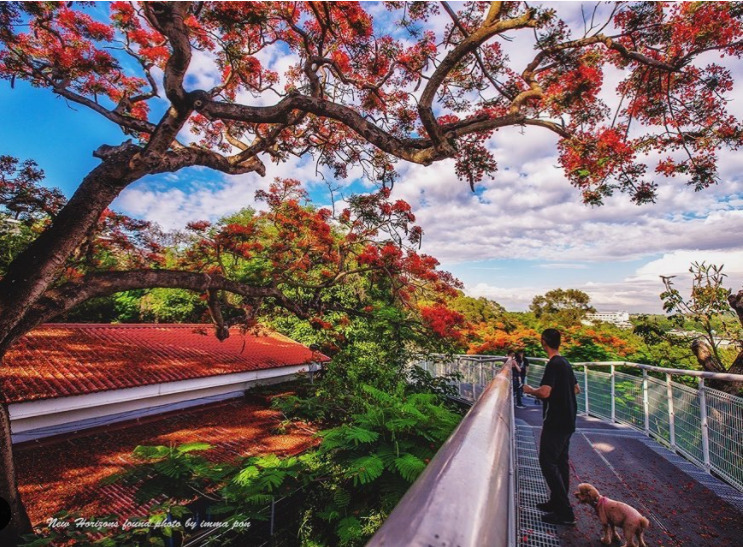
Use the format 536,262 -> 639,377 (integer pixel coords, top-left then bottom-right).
699,378 -> 711,472
642,370 -> 650,435
666,373 -> 676,449
610,364 -> 616,423
479,362 -> 484,389
583,365 -> 590,416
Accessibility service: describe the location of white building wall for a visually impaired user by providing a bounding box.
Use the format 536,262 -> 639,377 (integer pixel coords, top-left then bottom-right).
10,364 -> 309,442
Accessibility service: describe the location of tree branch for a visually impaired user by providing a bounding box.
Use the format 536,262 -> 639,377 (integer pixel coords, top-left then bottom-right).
0,143 -> 144,345
139,2 -> 195,160
8,270 -> 310,346
53,86 -> 157,135
418,4 -> 536,149
197,93 -> 444,165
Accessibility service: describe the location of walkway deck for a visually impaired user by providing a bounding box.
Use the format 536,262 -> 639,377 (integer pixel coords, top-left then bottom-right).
516,399 -> 743,546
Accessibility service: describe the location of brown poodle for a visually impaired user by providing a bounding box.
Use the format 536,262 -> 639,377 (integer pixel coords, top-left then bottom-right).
574,483 -> 650,547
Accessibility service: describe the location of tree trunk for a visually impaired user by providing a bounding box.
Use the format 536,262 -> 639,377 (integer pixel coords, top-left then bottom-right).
0,146 -> 143,544
0,402 -> 32,546
691,337 -> 743,394
724,350 -> 743,396
0,144 -> 141,345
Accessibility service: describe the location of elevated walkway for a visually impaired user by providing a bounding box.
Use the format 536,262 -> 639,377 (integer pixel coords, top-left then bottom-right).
516,402 -> 743,546
370,355 -> 743,546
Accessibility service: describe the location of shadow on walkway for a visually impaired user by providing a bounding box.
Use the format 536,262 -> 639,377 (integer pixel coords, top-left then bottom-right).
516,398 -> 743,546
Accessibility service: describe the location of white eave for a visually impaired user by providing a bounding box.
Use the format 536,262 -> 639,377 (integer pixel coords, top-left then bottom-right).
10,362 -> 315,443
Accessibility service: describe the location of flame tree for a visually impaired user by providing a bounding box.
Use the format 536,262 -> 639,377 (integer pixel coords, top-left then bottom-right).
1,1 -> 743,541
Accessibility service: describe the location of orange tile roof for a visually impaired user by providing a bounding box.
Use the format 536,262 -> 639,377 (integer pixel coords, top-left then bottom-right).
15,397 -> 319,527
2,324 -> 328,404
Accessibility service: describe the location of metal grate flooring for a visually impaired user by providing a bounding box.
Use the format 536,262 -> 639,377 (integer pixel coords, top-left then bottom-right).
516,421 -> 743,545
516,420 -> 561,546
568,425 -> 743,513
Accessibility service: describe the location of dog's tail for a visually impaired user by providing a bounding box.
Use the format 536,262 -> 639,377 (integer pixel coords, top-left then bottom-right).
640,516 -> 650,530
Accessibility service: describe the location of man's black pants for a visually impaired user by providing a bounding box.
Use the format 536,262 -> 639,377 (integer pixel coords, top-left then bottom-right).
539,427 -> 574,518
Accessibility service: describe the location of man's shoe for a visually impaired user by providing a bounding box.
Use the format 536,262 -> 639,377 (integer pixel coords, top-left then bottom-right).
541,512 -> 576,526
535,501 -> 554,512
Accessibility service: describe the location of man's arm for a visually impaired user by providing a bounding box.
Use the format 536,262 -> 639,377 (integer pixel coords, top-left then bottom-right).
574,383 -> 581,394
523,384 -> 551,399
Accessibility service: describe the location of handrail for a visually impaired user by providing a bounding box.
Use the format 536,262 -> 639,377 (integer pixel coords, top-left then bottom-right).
378,354 -> 743,547
526,358 -> 743,382
524,358 -> 743,492
368,361 -> 515,547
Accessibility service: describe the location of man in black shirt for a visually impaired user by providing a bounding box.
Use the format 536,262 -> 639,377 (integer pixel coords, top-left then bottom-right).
523,328 -> 580,525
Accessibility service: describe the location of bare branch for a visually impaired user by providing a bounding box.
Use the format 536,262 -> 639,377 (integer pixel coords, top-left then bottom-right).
418,5 -> 537,150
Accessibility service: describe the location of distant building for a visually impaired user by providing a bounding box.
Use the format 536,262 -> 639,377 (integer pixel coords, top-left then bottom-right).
667,329 -> 740,349
584,311 -> 632,329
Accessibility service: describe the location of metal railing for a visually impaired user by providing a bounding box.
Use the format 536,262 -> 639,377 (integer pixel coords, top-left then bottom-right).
370,356 -> 743,546
415,354 -> 509,403
421,355 -> 743,492
368,357 -> 515,547
523,360 -> 743,493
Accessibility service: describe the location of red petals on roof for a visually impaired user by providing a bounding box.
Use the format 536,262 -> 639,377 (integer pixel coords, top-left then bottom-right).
2,324 -> 327,404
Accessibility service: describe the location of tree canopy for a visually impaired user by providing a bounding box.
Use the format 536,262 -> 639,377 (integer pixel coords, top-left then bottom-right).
2,1 -> 742,350
660,262 -> 743,389
2,2 -> 743,541
2,1 -> 742,200
530,287 -> 596,326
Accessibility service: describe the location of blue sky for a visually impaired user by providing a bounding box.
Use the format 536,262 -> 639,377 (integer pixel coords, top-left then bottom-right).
2,2 -> 743,314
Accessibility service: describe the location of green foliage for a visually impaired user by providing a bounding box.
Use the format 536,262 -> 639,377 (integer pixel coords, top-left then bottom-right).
530,288 -> 596,327
632,314 -> 670,346
294,382 -> 460,545
449,294 -> 504,324
563,336 -> 615,362
660,262 -> 742,373
406,364 -> 462,400
105,442 -> 224,504
27,375 -> 461,547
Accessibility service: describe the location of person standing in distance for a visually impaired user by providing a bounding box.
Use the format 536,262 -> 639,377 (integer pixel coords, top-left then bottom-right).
505,350 -> 524,408
516,350 -> 528,406
523,328 -> 580,525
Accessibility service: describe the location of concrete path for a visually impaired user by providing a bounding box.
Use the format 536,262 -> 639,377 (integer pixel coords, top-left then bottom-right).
516,399 -> 743,547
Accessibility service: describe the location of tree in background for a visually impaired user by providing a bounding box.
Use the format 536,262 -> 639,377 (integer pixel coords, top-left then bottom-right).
2,2 -> 743,541
530,288 -> 596,327
661,262 -> 743,393
1,157 -> 65,274
0,163 -> 464,539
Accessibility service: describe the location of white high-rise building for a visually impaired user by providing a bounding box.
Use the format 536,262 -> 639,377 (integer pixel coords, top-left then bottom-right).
585,311 -> 632,328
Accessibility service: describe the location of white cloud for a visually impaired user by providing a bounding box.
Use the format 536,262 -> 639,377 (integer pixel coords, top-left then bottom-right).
537,263 -> 589,270
386,119 -> 743,268
115,153 -> 325,230
468,282 -> 540,311
116,177 -> 263,231
636,251 -> 743,282
115,2 -> 743,315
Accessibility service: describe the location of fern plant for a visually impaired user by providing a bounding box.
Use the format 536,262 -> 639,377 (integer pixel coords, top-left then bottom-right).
26,378 -> 462,547
298,381 -> 461,545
